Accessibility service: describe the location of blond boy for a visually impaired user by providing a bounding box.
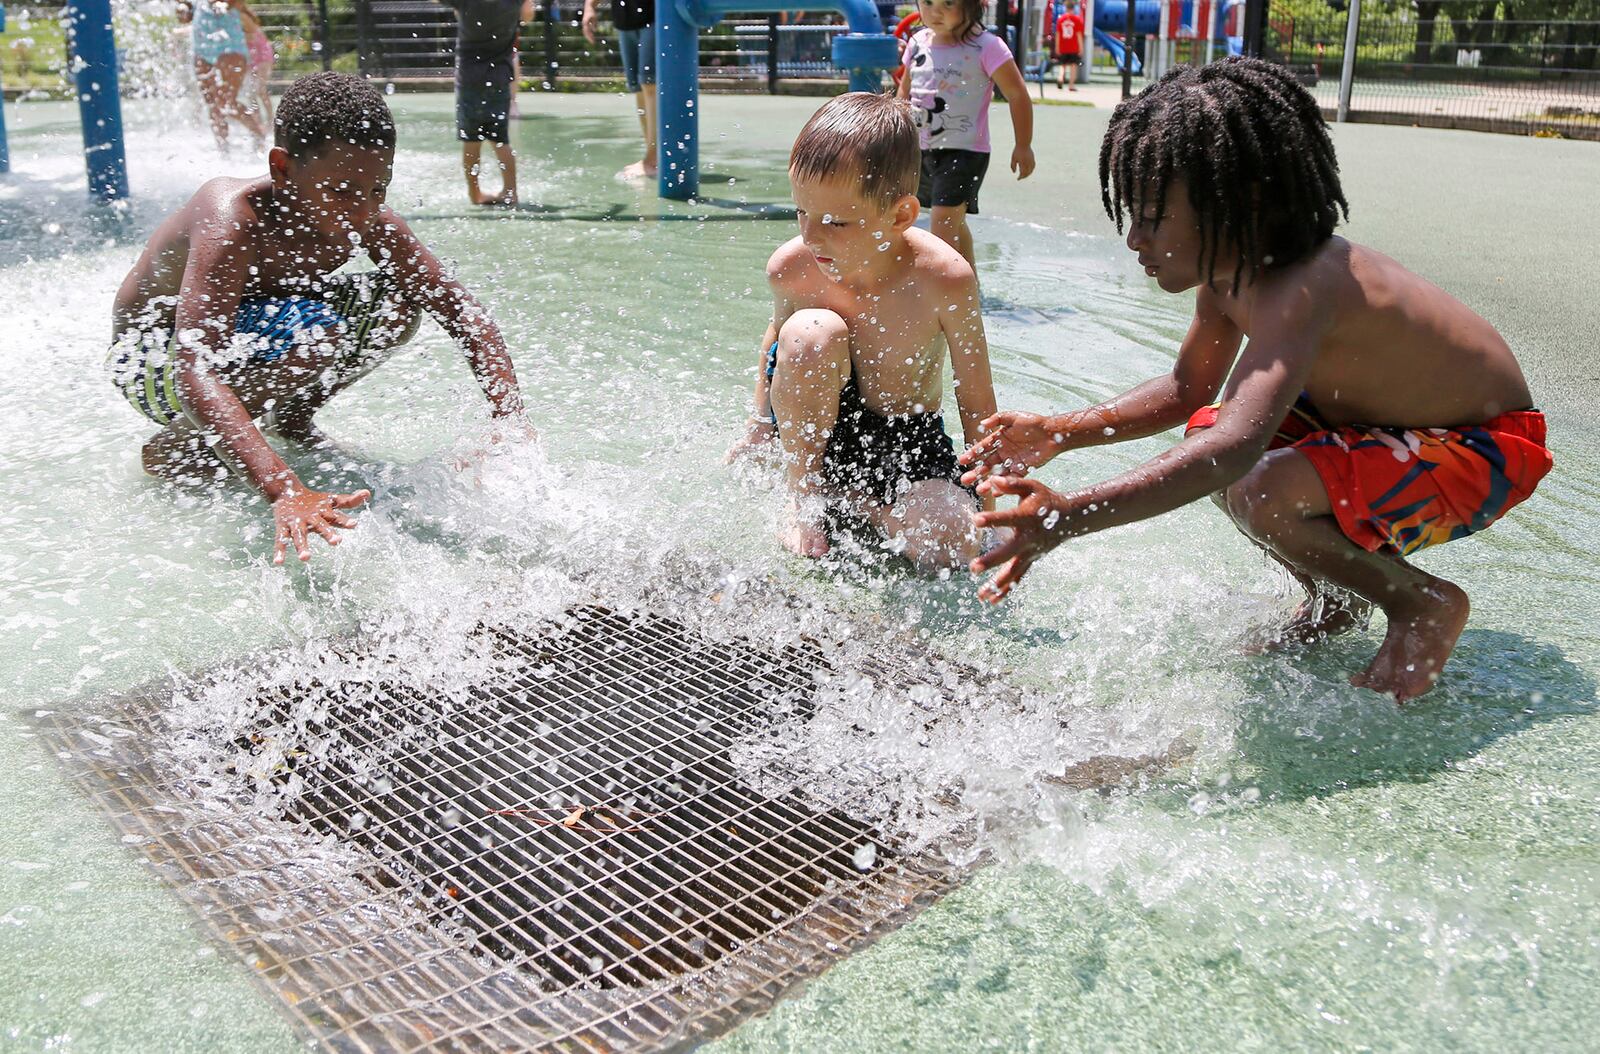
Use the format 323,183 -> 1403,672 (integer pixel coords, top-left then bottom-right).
727,93 -> 997,569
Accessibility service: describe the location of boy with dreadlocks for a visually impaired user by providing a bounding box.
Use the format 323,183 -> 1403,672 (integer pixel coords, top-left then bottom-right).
109,72 -> 533,566
959,57 -> 1552,702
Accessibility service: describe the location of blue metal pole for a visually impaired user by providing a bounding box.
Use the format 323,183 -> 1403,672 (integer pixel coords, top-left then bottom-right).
0,4 -> 11,174
66,0 -> 129,201
657,0 -> 700,200
657,0 -> 897,201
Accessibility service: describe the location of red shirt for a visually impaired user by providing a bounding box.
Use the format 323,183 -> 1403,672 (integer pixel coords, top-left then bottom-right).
1054,11 -> 1084,55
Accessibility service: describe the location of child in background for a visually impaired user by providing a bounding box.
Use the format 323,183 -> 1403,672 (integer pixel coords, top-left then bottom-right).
236,0 -> 275,125
1051,2 -> 1084,90
189,0 -> 267,151
895,0 -> 1034,269
442,0 -> 534,205
726,94 -> 998,568
961,59 -> 1552,701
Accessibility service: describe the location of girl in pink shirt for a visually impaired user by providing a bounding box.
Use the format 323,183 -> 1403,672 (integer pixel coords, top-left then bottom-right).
896,0 -> 1035,268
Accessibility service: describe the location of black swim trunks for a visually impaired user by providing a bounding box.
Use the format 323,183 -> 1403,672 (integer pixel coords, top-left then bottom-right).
766,342 -> 974,507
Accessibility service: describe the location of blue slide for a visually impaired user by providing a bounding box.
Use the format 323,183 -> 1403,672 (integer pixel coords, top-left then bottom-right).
1093,26 -> 1143,75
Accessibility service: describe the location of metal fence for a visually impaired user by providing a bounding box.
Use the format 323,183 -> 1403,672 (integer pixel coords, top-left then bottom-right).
235,1 -> 866,89
1265,3 -> 1600,139
4,1 -> 1597,139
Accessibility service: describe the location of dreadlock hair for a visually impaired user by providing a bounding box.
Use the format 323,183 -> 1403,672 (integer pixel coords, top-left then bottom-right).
1099,56 -> 1348,295
274,72 -> 397,161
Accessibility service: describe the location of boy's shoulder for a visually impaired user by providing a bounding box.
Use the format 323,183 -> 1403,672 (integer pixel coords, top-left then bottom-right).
901,226 -> 978,289
181,175 -> 270,235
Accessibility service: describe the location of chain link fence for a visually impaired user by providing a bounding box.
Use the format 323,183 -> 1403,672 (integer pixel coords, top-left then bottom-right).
1265,2 -> 1599,139
4,1 -> 1596,138
1,1 -> 877,95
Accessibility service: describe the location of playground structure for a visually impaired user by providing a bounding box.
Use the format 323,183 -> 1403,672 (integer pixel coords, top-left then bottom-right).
655,0 -> 1247,201
0,0 -> 128,199
1067,0 -> 1246,79
657,0 -> 899,200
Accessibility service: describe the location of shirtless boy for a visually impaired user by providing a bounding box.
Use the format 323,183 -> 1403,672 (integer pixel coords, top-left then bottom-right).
961,59 -> 1552,701
109,72 -> 531,565
726,93 -> 998,569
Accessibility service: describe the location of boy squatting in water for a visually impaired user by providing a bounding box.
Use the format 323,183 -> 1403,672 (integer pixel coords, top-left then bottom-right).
726,92 -> 999,570
962,59 -> 1553,702
109,73 -> 532,565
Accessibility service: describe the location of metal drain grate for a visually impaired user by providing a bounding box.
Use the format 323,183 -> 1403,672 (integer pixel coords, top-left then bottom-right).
37,605 -> 968,1052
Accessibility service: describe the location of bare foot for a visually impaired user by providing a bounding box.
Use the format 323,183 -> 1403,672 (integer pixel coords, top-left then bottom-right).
1246,593 -> 1372,655
1350,581 -> 1470,703
495,190 -> 518,208
470,190 -> 499,206
778,499 -> 829,559
618,160 -> 650,182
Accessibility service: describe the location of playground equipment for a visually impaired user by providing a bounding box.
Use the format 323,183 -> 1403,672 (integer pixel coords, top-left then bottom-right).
0,0 -> 127,198
657,0 -> 899,200
1086,0 -> 1244,78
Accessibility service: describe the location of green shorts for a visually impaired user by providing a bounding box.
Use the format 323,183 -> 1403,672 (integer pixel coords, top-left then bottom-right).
107,272 -> 402,426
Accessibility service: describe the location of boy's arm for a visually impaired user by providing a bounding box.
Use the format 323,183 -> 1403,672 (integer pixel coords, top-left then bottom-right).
172,225 -> 370,565
729,254 -> 806,463
941,268 -> 997,509
369,209 -> 526,422
581,0 -> 598,42
960,285 -> 1242,484
725,256 -> 799,463
972,281 -> 1327,601
990,60 -> 1035,179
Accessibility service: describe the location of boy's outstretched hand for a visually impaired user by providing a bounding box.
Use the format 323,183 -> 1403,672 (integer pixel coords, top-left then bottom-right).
272,488 -> 371,565
970,475 -> 1069,603
959,410 -> 1066,486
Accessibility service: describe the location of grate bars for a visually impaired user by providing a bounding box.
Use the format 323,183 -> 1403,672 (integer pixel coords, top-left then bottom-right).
36,605 -> 968,1052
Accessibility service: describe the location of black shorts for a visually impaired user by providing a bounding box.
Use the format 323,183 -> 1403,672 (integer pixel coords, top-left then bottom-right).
824,377 -> 973,507
918,148 -> 990,215
764,342 -> 973,507
456,57 -> 513,143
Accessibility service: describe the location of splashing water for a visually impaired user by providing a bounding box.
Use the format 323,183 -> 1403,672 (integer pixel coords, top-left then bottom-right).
2,85 -> 1599,1053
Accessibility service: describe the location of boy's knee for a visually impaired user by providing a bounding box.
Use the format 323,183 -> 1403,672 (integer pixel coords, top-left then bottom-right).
1224,462 -> 1289,539
375,297 -> 423,350
779,309 -> 848,348
776,309 -> 850,377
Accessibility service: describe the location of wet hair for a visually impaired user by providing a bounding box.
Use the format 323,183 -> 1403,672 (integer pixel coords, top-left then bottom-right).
1099,56 -> 1348,293
789,93 -> 920,210
274,72 -> 397,161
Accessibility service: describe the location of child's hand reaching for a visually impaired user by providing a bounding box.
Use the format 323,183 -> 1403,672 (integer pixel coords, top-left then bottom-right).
449,416 -> 539,471
724,419 -> 778,466
958,410 -> 1066,486
1011,145 -> 1035,180
969,475 -> 1070,602
272,487 -> 370,565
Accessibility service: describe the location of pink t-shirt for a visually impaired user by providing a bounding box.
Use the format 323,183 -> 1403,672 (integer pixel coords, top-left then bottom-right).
900,29 -> 1014,154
